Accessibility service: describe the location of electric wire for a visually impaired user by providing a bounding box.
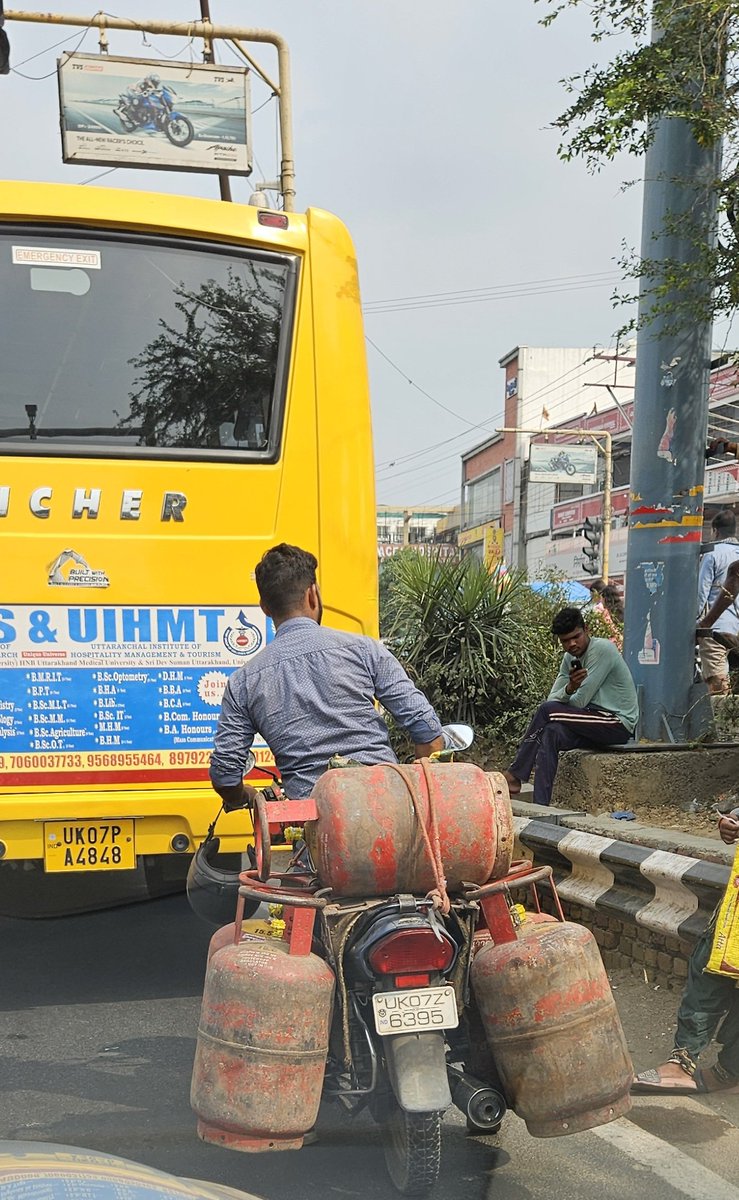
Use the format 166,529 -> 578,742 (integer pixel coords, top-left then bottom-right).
373,355 -> 595,472
80,167 -> 119,186
365,270 -> 620,310
366,337 -> 498,433
364,278 -> 620,315
12,23 -> 92,79
373,351 -> 626,488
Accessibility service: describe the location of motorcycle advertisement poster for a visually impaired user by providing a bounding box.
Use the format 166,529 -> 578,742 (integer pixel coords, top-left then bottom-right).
57,54 -> 252,175
528,442 -> 599,485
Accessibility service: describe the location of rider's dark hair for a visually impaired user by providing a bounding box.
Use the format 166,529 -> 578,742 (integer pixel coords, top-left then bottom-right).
712,508 -> 737,538
551,606 -> 586,637
255,543 -> 318,619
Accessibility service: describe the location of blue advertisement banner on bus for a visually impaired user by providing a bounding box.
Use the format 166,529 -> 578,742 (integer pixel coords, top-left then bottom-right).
57,53 -> 252,175
0,604 -> 272,785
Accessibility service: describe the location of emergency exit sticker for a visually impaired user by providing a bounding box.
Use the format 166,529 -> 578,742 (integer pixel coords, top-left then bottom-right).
12,246 -> 102,269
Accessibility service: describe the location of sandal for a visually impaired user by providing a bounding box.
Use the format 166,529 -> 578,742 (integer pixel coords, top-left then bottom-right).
631,1064 -> 699,1094
632,1062 -> 739,1095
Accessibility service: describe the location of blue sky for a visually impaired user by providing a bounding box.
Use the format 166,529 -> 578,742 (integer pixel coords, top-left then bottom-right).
4,1 -> 646,505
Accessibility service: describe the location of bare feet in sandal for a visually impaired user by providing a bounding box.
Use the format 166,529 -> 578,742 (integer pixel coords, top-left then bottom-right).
632,1061 -> 739,1094
632,1062 -> 698,1093
502,770 -> 521,795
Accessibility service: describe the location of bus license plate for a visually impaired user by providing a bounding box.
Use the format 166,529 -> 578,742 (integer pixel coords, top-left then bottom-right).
372,986 -> 458,1036
44,820 -> 135,872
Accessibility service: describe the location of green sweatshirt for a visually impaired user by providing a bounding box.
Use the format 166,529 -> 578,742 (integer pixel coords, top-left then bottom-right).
547,637 -> 639,733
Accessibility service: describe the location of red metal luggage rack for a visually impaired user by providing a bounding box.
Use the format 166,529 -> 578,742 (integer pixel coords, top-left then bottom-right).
234,792 -> 566,957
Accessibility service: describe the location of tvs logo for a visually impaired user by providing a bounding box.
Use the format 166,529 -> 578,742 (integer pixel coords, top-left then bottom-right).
223,611 -> 263,657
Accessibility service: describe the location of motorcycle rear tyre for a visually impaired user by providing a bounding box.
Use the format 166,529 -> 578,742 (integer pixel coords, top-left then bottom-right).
165,114 -> 194,147
382,1101 -> 441,1197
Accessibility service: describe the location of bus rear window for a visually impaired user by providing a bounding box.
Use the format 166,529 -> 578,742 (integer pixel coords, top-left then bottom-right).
0,230 -> 296,459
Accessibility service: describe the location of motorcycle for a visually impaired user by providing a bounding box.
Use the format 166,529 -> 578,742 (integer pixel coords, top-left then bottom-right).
189,730 -> 633,1196
547,450 -> 577,476
113,83 -> 194,148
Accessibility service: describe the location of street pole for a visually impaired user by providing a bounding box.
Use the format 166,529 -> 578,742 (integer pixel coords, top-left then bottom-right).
622,21 -> 722,741
199,0 -> 232,204
601,432 -> 612,583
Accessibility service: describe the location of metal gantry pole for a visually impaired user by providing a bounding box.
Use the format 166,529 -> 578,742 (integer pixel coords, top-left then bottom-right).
600,433 -> 613,584
622,27 -> 722,740
198,0 -> 232,203
4,10 -> 296,210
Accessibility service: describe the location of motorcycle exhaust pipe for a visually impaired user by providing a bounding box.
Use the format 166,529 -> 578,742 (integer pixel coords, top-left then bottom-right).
449,1067 -> 507,1133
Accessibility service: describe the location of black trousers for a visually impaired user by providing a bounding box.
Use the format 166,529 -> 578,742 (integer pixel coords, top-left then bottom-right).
508,700 -> 631,806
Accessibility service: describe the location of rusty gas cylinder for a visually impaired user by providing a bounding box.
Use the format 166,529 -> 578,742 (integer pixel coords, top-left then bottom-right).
470,920 -> 632,1137
191,938 -> 335,1151
304,762 -> 512,897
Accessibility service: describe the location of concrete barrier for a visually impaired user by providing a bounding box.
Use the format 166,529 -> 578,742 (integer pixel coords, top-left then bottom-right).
513,806 -> 731,942
551,744 -> 739,811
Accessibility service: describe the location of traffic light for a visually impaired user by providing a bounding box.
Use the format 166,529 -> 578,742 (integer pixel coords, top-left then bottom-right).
581,517 -> 602,576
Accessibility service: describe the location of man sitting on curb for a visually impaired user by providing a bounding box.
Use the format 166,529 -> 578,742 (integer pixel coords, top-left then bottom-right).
502,606 -> 639,807
632,807 -> 739,1094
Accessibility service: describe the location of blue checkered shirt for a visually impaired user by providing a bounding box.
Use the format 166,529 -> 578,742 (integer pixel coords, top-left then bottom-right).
209,617 -> 443,798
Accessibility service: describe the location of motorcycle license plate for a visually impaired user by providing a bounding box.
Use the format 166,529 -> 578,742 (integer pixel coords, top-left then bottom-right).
372,985 -> 458,1036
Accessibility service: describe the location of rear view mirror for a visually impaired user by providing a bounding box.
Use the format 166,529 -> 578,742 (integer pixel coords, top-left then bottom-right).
441,724 -> 474,751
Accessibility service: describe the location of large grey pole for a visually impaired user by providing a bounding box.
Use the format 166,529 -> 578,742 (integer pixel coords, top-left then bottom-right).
623,68 -> 721,739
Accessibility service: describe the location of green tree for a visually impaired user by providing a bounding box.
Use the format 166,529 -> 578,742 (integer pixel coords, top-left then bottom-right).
538,0 -> 739,330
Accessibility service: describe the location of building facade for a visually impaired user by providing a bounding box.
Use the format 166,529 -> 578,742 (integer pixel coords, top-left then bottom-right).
376,505 -> 457,561
460,346 -> 637,569
460,347 -> 739,582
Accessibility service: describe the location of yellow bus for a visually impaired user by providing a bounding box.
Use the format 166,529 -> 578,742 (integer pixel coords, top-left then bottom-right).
0,179 -> 377,917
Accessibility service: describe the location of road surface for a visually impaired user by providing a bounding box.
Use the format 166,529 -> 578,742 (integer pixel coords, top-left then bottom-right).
1,894 -> 738,1199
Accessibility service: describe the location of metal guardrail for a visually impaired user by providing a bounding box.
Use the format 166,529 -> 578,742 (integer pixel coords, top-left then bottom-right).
513,815 -> 729,941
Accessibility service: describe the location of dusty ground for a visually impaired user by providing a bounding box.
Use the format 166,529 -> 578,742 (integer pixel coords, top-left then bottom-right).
610,966 -> 681,1067
591,800 -> 723,838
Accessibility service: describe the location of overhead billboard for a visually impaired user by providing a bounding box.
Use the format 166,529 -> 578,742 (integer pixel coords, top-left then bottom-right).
58,53 -> 252,175
529,443 -> 598,485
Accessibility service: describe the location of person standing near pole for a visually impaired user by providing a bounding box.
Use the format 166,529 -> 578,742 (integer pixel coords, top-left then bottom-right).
632,807 -> 739,1094
696,509 -> 739,695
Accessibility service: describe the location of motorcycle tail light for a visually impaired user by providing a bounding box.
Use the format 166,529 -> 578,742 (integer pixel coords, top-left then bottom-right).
368,929 -> 455,975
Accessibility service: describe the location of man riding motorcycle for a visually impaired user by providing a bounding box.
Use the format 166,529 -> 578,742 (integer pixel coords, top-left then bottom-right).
123,73 -> 164,120
208,542 -> 444,812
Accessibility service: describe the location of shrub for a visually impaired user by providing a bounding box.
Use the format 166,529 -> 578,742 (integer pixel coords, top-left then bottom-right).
380,554 -> 623,767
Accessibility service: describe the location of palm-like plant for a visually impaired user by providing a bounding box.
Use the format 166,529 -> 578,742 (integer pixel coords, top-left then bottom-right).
384,554 -> 538,728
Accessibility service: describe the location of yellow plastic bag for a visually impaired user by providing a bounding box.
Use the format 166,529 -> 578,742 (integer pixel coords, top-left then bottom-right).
707,843 -> 739,978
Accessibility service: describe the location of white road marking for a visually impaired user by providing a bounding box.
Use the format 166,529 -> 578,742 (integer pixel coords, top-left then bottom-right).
591,1117 -> 739,1199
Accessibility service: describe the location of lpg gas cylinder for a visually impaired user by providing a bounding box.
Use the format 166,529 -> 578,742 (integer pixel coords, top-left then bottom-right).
305,762 -> 512,897
191,938 -> 335,1150
470,920 -> 632,1136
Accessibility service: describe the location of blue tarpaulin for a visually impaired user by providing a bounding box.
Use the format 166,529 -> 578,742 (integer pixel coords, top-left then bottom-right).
529,579 -> 592,605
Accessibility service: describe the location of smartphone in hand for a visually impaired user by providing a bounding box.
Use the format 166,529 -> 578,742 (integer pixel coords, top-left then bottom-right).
570,658 -> 582,671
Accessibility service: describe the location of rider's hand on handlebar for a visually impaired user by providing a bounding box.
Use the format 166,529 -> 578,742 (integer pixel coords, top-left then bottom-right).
222,783 -> 259,813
